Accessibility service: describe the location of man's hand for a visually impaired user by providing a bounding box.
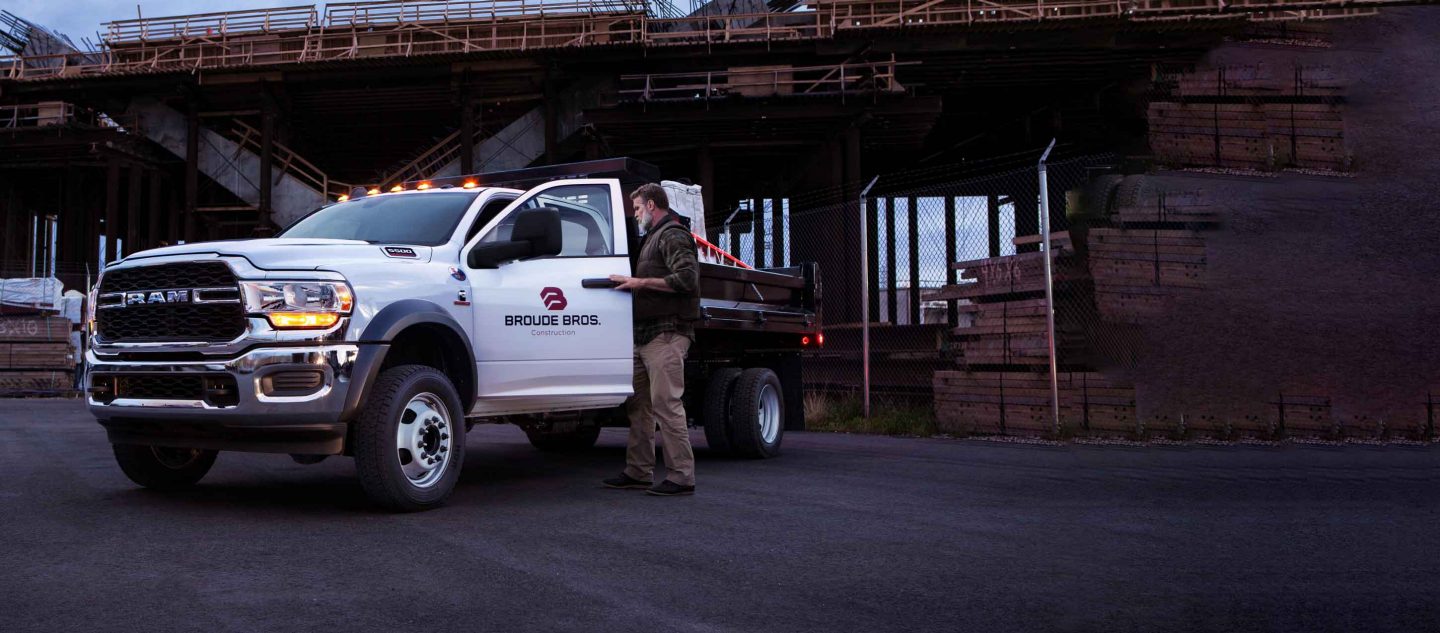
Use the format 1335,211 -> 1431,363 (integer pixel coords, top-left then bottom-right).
609,274 -> 645,291
609,274 -> 675,293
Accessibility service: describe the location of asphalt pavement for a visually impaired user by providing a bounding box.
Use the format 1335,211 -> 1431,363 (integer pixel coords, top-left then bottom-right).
2,399 -> 1438,632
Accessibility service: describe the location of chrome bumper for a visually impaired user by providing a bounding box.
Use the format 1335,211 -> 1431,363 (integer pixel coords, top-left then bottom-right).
87,346 -> 360,425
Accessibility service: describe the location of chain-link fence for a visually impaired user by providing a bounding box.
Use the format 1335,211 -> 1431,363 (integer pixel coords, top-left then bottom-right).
710,144 -> 1438,441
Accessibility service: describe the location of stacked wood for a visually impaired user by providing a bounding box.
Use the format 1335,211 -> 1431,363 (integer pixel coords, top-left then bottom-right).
1088,228 -> 1207,324
950,298 -> 1090,367
1149,102 -> 1271,170
1173,64 -> 1343,98
0,315 -> 75,394
1264,103 -> 1347,170
934,370 -> 1137,435
927,247 -> 1086,302
1114,189 -> 1220,225
924,237 -> 1093,369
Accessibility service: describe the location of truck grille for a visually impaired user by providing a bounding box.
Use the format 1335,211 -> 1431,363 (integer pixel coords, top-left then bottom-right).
104,374 -> 239,406
96,262 -> 246,343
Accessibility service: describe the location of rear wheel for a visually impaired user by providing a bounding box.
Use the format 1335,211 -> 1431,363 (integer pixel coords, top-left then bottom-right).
702,367 -> 743,455
525,425 -> 601,452
728,368 -> 785,459
112,444 -> 218,490
353,365 -> 466,512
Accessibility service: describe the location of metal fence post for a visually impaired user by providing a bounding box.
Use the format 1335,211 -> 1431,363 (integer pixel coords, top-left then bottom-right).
860,175 -> 879,419
1038,139 -> 1060,435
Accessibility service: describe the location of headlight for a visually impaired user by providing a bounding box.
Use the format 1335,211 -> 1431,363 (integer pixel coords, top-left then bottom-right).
240,281 -> 354,329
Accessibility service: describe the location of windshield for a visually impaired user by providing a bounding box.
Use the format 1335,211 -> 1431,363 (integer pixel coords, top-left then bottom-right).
280,192 -> 479,246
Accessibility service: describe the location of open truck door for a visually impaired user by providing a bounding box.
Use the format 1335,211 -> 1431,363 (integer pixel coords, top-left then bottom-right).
461,179 -> 634,416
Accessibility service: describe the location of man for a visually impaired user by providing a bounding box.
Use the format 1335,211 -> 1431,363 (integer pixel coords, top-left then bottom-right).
602,183 -> 701,496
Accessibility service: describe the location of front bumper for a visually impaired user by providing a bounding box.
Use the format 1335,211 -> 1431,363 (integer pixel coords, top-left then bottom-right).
87,344 -> 371,455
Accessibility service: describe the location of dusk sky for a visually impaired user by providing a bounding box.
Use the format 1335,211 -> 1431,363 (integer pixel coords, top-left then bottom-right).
6,1 -> 299,44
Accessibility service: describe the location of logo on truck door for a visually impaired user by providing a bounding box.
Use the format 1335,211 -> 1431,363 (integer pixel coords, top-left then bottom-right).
503,287 -> 600,336
539,287 -> 568,311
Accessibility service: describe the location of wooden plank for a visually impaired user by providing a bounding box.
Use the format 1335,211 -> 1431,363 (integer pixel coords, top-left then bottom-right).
0,317 -> 72,342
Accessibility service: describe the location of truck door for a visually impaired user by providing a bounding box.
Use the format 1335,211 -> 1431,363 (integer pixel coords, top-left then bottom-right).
461,179 -> 634,416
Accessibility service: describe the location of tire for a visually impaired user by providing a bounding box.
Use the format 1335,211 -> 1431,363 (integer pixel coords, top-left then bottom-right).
727,368 -> 784,459
353,365 -> 467,512
112,444 -> 218,490
525,425 -> 601,452
702,367 -> 743,455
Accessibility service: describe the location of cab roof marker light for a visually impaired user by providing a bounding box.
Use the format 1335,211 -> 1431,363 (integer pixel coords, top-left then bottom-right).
462,180 -> 478,189
390,184 -> 404,192
367,188 -> 380,196
416,182 -> 431,190
337,194 -> 350,202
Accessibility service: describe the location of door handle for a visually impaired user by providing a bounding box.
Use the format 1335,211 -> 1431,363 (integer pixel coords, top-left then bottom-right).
581,278 -> 621,289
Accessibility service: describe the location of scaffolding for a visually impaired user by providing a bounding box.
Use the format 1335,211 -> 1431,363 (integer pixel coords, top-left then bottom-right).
0,0 -> 1406,80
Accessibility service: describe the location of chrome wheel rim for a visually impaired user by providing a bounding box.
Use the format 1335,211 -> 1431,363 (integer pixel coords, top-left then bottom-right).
758,384 -> 781,445
396,392 -> 452,489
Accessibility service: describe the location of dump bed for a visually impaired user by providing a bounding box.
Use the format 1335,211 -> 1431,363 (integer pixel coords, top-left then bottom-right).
696,262 -> 820,336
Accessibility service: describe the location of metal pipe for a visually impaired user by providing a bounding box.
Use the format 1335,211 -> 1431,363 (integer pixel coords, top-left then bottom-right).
859,175 -> 879,419
1038,138 -> 1059,435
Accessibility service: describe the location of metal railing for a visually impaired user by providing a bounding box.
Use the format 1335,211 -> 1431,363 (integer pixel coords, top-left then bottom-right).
225,118 -> 352,199
1,0 -> 1409,80
104,5 -> 320,44
619,58 -> 914,102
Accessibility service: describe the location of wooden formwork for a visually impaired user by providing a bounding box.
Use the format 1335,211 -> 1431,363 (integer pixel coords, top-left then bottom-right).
2,0 -> 1409,80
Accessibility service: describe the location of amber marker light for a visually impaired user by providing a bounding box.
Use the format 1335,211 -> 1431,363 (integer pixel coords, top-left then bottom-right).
337,194 -> 350,202
416,181 -> 431,190
367,188 -> 380,196
267,312 -> 341,329
390,184 -> 404,192
462,180 -> 478,189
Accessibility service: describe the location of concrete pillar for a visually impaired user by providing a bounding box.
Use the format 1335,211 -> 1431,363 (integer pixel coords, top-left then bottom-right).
148,171 -> 164,247
104,161 -> 120,263
459,98 -> 476,176
907,195 -> 920,325
770,197 -> 784,268
945,195 -> 957,328
697,147 -> 716,230
886,198 -> 897,324
126,166 -> 143,253
753,198 -> 767,268
987,194 -> 1001,257
184,104 -> 199,242
257,101 -> 276,235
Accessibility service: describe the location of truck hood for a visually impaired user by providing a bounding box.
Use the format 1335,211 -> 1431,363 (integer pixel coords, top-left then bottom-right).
122,238 -> 435,271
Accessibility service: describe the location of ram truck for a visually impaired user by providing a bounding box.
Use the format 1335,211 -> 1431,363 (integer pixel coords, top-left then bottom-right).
85,159 -> 820,510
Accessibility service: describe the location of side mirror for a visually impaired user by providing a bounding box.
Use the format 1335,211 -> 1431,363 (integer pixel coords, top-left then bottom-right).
468,241 -> 532,269
465,207 -> 563,268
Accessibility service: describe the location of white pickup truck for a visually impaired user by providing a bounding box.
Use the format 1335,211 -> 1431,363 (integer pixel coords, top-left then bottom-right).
85,159 -> 821,511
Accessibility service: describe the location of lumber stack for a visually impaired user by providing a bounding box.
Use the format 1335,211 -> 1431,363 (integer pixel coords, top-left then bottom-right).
1152,63 -> 1349,171
1264,103 -> 1346,171
934,371 -> 1137,435
926,238 -> 1091,368
0,316 -> 75,395
1088,228 -> 1207,324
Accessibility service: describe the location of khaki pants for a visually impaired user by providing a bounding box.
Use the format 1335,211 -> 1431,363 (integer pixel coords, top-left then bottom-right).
624,331 -> 695,486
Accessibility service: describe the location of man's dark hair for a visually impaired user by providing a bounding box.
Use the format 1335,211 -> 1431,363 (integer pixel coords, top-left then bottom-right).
630,183 -> 669,210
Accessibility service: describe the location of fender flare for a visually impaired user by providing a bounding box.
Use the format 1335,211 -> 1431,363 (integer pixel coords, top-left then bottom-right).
341,300 -> 476,421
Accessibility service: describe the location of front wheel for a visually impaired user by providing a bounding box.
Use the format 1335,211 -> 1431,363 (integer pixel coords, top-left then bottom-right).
112,444 -> 218,489
728,368 -> 785,459
353,365 -> 467,512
